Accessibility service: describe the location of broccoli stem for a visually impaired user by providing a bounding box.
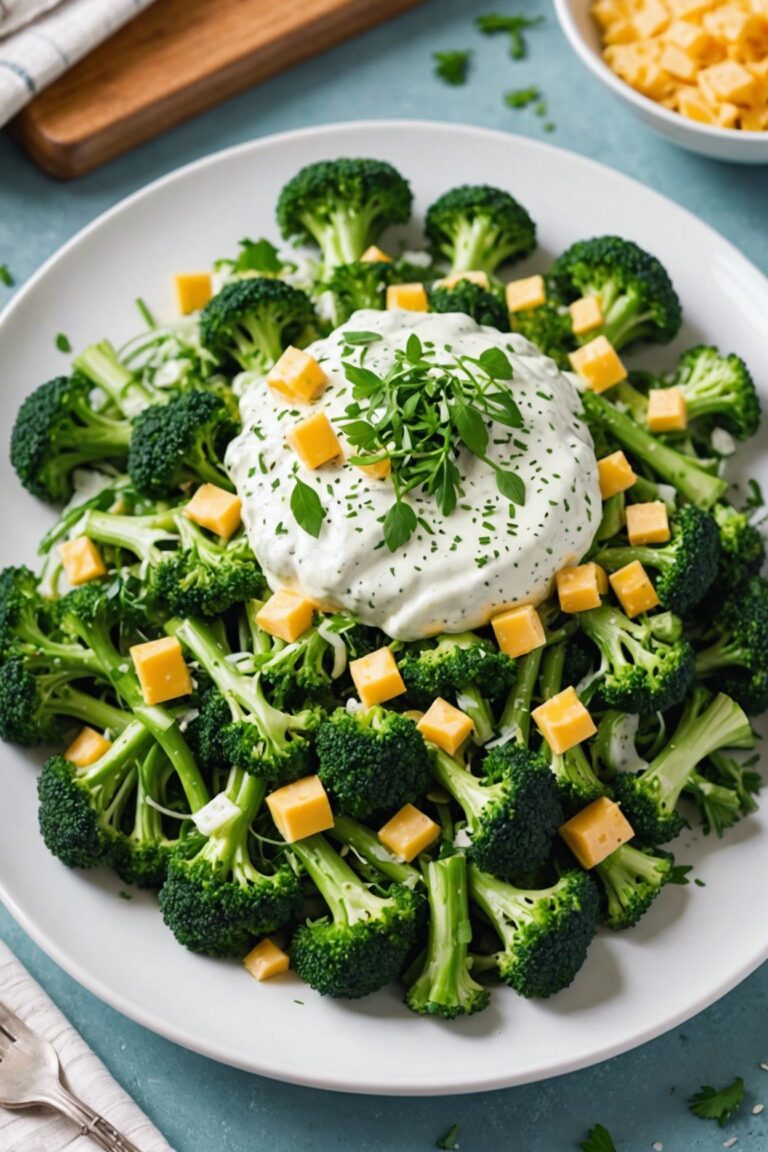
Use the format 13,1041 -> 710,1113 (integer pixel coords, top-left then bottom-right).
167,616 -> 271,727
498,647 -> 543,743
51,684 -> 135,735
456,683 -> 495,745
452,218 -> 495,273
82,507 -> 178,564
198,765 -> 268,876
73,340 -> 155,413
468,864 -> 544,947
596,543 -> 673,575
80,719 -> 153,796
290,833 -> 386,925
131,744 -> 170,843
328,815 -> 421,887
582,392 -> 727,509
430,747 -> 495,831
695,637 -> 750,674
540,642 -> 566,702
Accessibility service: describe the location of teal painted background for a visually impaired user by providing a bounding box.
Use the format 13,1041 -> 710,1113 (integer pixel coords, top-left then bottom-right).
1,0 -> 767,1147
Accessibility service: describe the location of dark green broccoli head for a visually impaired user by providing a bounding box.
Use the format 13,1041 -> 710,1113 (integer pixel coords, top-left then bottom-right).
115,841 -> 175,890
154,530 -> 266,618
128,389 -> 238,498
10,375 -> 132,504
398,631 -> 517,709
549,235 -> 682,350
509,301 -> 576,368
668,345 -> 760,440
695,576 -> 768,714
611,771 -> 686,843
0,565 -> 54,660
316,705 -> 431,820
185,686 -> 231,771
276,158 -> 413,271
200,277 -> 317,373
427,280 -> 510,331
37,755 -> 121,870
550,744 -> 606,814
595,843 -> 672,930
425,184 -> 536,275
259,627 -> 335,709
713,504 -> 765,590
323,260 -> 396,326
0,658 -> 61,746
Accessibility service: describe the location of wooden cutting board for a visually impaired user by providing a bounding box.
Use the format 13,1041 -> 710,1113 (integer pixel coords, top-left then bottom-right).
11,0 -> 424,180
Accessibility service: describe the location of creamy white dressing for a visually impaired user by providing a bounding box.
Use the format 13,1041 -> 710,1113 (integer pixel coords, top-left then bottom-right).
226,310 -> 601,641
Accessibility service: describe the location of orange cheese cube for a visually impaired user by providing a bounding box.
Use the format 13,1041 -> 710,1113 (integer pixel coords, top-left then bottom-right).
184,484 -> 242,539
594,562 -> 609,595
699,59 -> 757,102
350,647 -> 406,708
609,561 -> 660,617
360,245 -> 392,263
559,797 -> 635,869
532,686 -> 597,755
678,85 -> 719,121
626,501 -> 671,545
173,272 -> 213,315
597,450 -> 637,499
244,938 -> 290,981
556,563 -> 603,614
670,0 -> 714,19
65,726 -> 112,768
436,270 -> 491,291
256,589 -> 314,643
267,775 -> 334,843
660,43 -> 699,81
647,386 -> 688,432
378,803 -> 440,862
666,19 -> 715,56
634,0 -> 670,38
491,604 -> 546,658
569,295 -> 604,336
386,283 -> 429,312
130,636 -> 192,706
569,336 -> 627,392
59,537 -> 107,586
356,456 -> 392,480
287,411 -> 342,469
267,346 -> 328,403
506,275 -> 547,314
417,698 -> 474,756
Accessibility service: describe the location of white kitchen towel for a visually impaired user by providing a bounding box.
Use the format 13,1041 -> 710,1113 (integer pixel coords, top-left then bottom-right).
0,0 -> 157,128
0,939 -> 174,1152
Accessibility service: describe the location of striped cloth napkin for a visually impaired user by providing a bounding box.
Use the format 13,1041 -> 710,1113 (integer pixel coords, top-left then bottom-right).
0,0 -> 157,128
0,939 -> 174,1151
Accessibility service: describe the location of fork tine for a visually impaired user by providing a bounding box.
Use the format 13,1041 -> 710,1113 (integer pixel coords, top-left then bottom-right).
0,998 -> 36,1044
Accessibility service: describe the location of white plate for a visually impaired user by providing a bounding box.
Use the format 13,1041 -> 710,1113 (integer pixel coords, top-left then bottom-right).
0,121 -> 766,1097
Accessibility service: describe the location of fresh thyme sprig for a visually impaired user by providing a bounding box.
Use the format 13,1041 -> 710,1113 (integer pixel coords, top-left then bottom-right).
339,333 -> 526,551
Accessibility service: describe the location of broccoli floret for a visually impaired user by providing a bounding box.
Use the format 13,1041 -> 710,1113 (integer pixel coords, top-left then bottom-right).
712,504 -> 765,590
430,744 -> 562,878
427,281 -> 510,331
694,576 -> 768,714
685,770 -> 743,837
424,184 -> 536,276
594,843 -> 673,930
549,235 -> 681,350
0,565 -> 103,675
115,742 -> 180,889
256,624 -> 336,708
167,616 -> 319,783
469,866 -> 598,997
537,641 -> 605,810
582,391 -> 727,509
705,750 -> 761,817
666,345 -> 760,441
509,301 -> 575,368
10,376 -> 133,504
596,505 -> 720,615
0,657 -> 128,747
323,260 -> 396,327
315,706 -> 431,820
128,389 -> 237,498
200,278 -> 317,374
37,720 -> 153,869
613,688 -> 754,842
406,853 -> 489,1019
185,684 -> 232,772
276,159 -> 413,273
579,604 -> 694,713
289,832 -> 420,998
159,767 -> 301,956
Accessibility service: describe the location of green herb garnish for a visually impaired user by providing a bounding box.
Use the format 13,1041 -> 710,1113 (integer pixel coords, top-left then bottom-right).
344,330 -> 383,345
0,264 -> 14,287
436,1122 -> 461,1149
290,477 -> 327,538
55,333 -> 72,353
505,86 -> 540,109
476,12 -> 545,59
579,1124 -> 617,1152
433,50 -> 471,86
688,1077 -> 745,1126
215,237 -> 293,276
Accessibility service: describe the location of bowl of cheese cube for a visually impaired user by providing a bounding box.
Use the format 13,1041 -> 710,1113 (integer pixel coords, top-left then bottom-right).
554,0 -> 768,162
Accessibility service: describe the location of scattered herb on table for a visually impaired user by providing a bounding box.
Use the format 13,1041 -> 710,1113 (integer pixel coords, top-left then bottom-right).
0,264 -> 14,287
505,85 -> 540,108
476,11 -> 545,59
579,1123 -> 618,1152
55,333 -> 72,353
434,50 -> 471,86
688,1076 -> 745,1126
436,1122 -> 461,1150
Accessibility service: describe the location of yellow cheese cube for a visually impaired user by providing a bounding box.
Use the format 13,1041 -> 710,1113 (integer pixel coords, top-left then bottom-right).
59,537 -> 107,586
378,804 -> 440,862
491,604 -> 546,658
531,686 -> 597,755
609,560 -> 661,617
647,386 -> 688,432
130,636 -> 192,706
593,563 -> 609,595
660,43 -> 699,80
65,726 -> 112,768
417,698 -> 475,756
256,589 -> 314,643
717,100 -> 741,127
678,85 -> 719,121
559,797 -> 635,869
556,564 -> 603,614
173,273 -> 213,315
569,295 -> 604,336
360,245 -> 392,263
604,19 -> 639,44
666,19 -> 716,56
386,283 -> 429,312
287,411 -> 342,470
670,0 -> 714,19
266,775 -> 334,843
436,270 -> 491,291
597,450 -> 637,499
244,938 -> 290,981
569,336 -> 627,392
267,346 -> 328,403
184,484 -> 242,539
350,646 -> 406,708
626,501 -> 671,545
699,59 -> 757,102
740,104 -> 768,130
355,456 -> 391,480
505,275 -> 547,314
634,0 -> 670,38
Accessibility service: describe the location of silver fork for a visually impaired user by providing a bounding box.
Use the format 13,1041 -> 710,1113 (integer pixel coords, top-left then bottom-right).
0,997 -> 147,1151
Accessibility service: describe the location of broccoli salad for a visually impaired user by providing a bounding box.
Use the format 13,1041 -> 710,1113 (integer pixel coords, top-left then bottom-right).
4,157 -> 765,1018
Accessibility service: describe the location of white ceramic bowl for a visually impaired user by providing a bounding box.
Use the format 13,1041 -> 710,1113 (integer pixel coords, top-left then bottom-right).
554,0 -> 768,164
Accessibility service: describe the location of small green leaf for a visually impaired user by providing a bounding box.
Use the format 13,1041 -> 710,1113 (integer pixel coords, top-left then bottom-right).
290,478 -> 326,538
0,264 -> 14,288
340,419 -> 379,449
436,1122 -> 461,1150
452,400 -> 488,458
495,469 -> 525,504
434,457 -> 459,516
688,1077 -> 745,1127
433,49 -> 471,86
55,333 -> 72,353
579,1124 -> 617,1152
235,237 -> 284,274
343,330 -> 382,345
406,333 -> 423,364
486,389 -> 524,428
478,347 -> 513,380
505,86 -> 540,109
383,500 -> 417,551
343,362 -> 384,394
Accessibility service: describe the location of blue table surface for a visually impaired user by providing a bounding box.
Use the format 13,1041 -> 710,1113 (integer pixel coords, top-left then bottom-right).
1,1 -> 767,1148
